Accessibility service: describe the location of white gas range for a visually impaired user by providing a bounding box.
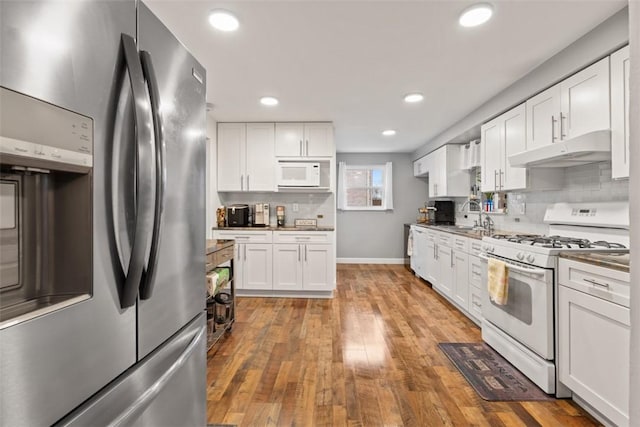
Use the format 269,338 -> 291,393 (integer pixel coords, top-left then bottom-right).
478,202 -> 629,397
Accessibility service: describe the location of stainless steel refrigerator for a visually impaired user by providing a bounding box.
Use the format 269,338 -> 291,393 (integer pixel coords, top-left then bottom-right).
0,1 -> 207,425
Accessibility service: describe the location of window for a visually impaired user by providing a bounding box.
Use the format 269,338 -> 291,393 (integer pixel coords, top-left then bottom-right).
337,162 -> 393,210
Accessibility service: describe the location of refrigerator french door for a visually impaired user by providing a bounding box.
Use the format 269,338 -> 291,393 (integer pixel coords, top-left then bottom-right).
0,2 -> 206,426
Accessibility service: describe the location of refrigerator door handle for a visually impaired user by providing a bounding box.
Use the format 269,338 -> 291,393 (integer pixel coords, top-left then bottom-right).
139,50 -> 166,300
119,34 -> 156,308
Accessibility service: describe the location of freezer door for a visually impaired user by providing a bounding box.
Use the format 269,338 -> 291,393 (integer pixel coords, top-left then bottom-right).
136,2 -> 207,358
56,313 -> 207,427
0,2 -> 137,426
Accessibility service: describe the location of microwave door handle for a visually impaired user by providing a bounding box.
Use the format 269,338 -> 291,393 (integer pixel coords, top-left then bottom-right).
117,34 -> 156,308
138,50 -> 165,300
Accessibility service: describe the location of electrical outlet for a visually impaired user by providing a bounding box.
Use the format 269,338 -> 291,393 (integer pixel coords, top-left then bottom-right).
292,203 -> 299,212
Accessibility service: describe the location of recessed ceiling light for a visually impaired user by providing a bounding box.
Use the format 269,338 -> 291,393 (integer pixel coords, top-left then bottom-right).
382,129 -> 396,136
459,3 -> 494,27
404,93 -> 424,103
208,10 -> 239,32
260,96 -> 279,106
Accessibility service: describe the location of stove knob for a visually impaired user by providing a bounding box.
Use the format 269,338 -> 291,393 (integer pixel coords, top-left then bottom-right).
481,244 -> 488,252
488,246 -> 495,253
516,252 -> 524,260
527,254 -> 535,263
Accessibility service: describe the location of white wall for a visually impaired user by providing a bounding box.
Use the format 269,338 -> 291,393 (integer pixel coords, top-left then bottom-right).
336,153 -> 428,262
628,2 -> 639,425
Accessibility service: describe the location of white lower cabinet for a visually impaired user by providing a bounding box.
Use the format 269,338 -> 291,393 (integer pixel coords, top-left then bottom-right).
452,249 -> 469,311
273,231 -> 335,292
468,254 -> 483,323
410,226 -> 428,278
558,259 -> 630,427
238,243 -> 273,290
213,229 -> 335,294
435,244 -> 453,298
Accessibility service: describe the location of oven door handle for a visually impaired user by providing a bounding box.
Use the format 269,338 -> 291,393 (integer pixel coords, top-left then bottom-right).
478,254 -> 548,276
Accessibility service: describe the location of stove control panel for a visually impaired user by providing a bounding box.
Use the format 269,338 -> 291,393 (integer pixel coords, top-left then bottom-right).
571,208 -> 597,217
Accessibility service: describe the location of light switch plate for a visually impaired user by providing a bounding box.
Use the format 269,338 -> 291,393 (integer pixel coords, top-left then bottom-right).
294,218 -> 317,227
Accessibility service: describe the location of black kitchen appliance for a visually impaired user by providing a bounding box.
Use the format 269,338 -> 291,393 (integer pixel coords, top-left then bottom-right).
227,204 -> 249,226
427,200 -> 455,225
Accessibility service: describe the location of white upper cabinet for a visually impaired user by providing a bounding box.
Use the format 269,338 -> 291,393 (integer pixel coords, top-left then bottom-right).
217,123 -> 275,192
481,104 -> 527,192
415,145 -> 469,197
611,45 -> 630,179
275,122 -> 333,157
526,57 -> 610,150
217,123 -> 246,192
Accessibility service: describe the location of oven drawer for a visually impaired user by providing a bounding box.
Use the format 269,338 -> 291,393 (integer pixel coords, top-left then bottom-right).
558,259 -> 629,307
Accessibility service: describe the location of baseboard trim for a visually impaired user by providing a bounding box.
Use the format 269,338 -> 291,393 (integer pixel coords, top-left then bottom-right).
337,257 -> 407,265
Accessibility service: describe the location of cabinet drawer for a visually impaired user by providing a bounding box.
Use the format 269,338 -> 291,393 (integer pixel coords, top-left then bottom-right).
469,286 -> 483,320
469,255 -> 483,288
213,230 -> 273,243
273,231 -> 332,244
207,246 -> 234,269
453,236 -> 468,252
558,258 -> 629,307
438,233 -> 451,246
469,240 -> 483,256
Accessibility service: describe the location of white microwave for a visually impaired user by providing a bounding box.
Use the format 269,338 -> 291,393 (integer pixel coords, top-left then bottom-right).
277,161 -> 320,187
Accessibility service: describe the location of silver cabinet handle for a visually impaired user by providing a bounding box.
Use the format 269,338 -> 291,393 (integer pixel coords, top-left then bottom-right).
560,113 -> 567,139
244,244 -> 247,260
300,140 -> 303,156
305,245 -> 308,262
584,278 -> 610,288
298,245 -> 301,262
435,244 -> 438,260
500,170 -> 504,190
450,251 -> 454,268
305,140 -> 309,156
119,34 -> 156,308
551,115 -> 558,141
247,174 -> 250,191
139,49 -> 166,301
494,170 -> 498,191
240,174 -> 244,191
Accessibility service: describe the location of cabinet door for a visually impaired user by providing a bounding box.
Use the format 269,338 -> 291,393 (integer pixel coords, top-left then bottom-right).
243,244 -> 273,290
303,244 -> 334,291
611,46 -> 630,180
452,250 -> 469,311
558,286 -> 629,426
304,123 -> 334,157
425,238 -> 438,284
275,123 -> 304,157
414,230 -> 428,279
217,123 -> 245,191
435,245 -> 453,298
526,85 -> 561,150
234,244 -> 244,289
560,57 -> 610,140
427,148 -> 446,197
245,123 -> 275,191
273,244 -> 303,290
480,118 -> 501,192
501,104 -> 527,191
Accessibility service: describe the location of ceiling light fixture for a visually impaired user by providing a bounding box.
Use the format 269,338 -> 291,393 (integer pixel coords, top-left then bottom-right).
404,93 -> 424,103
260,96 -> 279,106
382,129 -> 396,136
459,3 -> 494,27
208,9 -> 239,32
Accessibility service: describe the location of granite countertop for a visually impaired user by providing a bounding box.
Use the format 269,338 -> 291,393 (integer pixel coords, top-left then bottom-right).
205,239 -> 234,255
411,223 -> 504,240
212,226 -> 335,232
559,251 -> 630,273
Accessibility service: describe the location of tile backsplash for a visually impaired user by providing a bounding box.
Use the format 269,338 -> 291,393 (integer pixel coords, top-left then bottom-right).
217,192 -> 335,228
455,162 -> 629,234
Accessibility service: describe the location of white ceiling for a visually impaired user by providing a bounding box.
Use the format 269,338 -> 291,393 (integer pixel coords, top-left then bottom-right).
145,0 -> 625,154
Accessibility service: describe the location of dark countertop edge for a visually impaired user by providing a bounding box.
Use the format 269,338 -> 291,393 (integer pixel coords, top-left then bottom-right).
558,251 -> 630,273
206,239 -> 235,255
212,226 -> 335,232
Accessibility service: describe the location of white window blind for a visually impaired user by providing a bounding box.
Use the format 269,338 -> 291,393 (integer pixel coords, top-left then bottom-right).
337,162 -> 393,210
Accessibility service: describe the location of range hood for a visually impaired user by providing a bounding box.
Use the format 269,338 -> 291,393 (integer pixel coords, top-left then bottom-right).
508,129 -> 611,168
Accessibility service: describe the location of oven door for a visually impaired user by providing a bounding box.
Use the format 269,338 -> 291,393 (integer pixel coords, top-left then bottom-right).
480,253 -> 554,360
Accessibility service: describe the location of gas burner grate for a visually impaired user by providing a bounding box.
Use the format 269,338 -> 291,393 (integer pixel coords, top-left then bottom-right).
490,234 -> 627,250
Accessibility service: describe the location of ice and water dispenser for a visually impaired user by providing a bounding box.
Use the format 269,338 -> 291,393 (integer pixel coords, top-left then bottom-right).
0,87 -> 93,328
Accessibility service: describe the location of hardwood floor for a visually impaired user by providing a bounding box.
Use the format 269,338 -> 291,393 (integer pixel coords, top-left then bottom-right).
206,264 -> 600,426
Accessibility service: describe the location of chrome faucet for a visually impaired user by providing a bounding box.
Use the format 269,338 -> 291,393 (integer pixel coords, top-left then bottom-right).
459,198 -> 494,235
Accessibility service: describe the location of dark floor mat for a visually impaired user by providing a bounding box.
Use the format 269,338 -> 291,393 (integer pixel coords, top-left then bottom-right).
439,342 -> 555,401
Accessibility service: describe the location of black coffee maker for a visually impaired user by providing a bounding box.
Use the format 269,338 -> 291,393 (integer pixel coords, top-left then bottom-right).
427,200 -> 455,225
